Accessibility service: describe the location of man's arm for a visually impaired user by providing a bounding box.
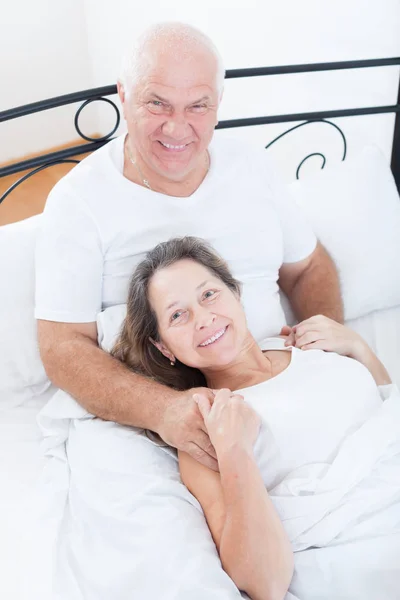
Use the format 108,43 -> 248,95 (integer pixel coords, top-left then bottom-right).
278,241 -> 344,323
37,320 -> 218,470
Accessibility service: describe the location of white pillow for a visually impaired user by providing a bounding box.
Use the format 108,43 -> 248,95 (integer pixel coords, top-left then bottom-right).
286,146 -> 400,322
0,215 -> 53,409
97,304 -> 127,352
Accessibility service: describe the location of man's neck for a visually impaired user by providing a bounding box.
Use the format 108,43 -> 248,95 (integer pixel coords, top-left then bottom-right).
123,139 -> 209,198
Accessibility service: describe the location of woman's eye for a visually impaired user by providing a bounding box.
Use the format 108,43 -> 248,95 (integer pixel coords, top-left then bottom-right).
203,290 -> 217,300
170,310 -> 185,322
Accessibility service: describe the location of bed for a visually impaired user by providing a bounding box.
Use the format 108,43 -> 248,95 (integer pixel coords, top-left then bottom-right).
1,58 -> 400,600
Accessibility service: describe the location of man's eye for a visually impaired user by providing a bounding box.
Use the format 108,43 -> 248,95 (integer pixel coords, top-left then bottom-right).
191,104 -> 207,112
147,100 -> 166,111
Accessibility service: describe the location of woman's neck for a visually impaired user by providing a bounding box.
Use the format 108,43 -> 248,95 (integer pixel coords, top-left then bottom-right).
203,336 -> 274,391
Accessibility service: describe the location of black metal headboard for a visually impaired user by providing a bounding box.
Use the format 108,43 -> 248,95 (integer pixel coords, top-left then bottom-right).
1,57 -> 400,205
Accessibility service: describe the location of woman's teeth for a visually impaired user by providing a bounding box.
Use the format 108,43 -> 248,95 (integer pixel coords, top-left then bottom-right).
160,142 -> 187,150
199,327 -> 227,347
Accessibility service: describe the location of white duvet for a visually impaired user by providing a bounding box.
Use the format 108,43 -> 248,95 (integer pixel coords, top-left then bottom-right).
24,306 -> 400,600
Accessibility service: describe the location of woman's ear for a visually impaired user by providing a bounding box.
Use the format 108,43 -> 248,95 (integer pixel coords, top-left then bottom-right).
149,337 -> 176,363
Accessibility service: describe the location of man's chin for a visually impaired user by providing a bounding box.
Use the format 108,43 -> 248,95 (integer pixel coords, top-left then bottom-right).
154,162 -> 194,182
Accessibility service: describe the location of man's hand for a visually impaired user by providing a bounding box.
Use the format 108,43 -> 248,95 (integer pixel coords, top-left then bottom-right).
158,387 -> 219,471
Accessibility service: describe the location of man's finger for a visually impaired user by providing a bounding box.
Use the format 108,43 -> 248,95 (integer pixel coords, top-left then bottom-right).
194,430 -> 217,460
194,393 -> 211,420
187,442 -> 219,472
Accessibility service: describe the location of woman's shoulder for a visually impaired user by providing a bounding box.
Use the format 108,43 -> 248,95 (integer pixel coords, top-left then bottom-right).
259,336 -> 290,351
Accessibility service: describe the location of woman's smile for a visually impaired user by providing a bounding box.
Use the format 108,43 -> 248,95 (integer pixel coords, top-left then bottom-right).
198,325 -> 228,348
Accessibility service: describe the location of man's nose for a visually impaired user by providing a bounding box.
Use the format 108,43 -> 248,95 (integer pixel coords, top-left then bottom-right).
162,113 -> 190,139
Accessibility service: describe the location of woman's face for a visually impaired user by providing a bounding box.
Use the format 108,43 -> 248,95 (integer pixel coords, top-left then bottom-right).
148,259 -> 248,370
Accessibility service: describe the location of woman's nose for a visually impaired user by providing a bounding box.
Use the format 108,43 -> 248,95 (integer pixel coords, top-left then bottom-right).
195,309 -> 216,330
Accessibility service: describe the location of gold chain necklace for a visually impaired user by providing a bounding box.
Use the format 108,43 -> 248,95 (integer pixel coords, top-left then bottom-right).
126,141 -> 152,190
126,138 -> 210,192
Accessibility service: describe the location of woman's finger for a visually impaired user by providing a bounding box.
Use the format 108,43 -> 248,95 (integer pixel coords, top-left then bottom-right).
301,340 -> 329,351
295,316 -> 326,338
284,330 -> 296,347
213,389 -> 233,404
295,330 -> 323,348
280,325 -> 293,336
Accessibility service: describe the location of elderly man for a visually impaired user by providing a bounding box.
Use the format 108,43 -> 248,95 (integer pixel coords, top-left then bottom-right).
36,22 -> 342,472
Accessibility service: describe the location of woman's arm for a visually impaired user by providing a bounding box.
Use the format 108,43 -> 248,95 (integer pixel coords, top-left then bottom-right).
179,391 -> 293,600
348,340 -> 392,386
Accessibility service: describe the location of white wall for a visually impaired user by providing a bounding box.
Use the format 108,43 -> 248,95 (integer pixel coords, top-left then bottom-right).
83,0 -> 400,181
2,0 -> 400,181
0,0 -> 94,162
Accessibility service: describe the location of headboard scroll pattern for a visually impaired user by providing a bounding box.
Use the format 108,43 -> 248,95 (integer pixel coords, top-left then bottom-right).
1,57 -> 399,205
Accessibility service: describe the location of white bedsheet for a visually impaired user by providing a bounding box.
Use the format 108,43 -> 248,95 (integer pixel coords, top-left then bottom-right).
5,304 -> 400,600
0,387 -> 57,600
26,369 -> 400,600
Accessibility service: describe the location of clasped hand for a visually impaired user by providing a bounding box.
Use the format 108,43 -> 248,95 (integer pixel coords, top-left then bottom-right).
158,387 -> 260,472
280,314 -> 366,358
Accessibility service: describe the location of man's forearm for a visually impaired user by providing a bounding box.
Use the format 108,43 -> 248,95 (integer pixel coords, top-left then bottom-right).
43,336 -> 177,430
290,250 -> 344,323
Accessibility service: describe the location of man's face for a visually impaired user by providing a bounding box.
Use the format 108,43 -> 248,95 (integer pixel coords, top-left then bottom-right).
119,50 -> 220,181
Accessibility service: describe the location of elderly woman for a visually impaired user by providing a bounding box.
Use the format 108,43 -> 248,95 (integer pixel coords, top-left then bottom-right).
112,236 -> 400,600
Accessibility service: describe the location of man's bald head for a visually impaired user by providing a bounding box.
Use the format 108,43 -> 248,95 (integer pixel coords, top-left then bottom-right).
119,22 -> 225,98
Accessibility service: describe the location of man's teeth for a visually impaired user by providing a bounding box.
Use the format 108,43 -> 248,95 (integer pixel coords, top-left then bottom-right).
160,142 -> 187,150
199,328 -> 226,347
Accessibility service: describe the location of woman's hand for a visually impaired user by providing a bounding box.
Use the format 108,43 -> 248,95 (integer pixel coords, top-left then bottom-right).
159,387 -> 219,471
193,388 -> 261,459
292,314 -> 366,359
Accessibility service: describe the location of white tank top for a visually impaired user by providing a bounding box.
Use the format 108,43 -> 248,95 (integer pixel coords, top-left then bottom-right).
238,338 -> 383,491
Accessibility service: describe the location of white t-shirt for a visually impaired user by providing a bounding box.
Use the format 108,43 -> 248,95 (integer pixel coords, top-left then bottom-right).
244,339 -> 385,490
34,134 -> 317,340
240,339 -> 400,598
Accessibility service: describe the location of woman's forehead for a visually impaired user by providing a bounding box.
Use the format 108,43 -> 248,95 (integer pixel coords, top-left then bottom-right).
149,260 -> 215,304
153,260 -> 211,287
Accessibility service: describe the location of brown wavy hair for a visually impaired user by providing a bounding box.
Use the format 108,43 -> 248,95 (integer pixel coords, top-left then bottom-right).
111,236 -> 242,391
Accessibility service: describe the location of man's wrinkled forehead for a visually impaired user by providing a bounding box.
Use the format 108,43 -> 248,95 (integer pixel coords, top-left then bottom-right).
139,80 -> 215,106
136,49 -> 219,98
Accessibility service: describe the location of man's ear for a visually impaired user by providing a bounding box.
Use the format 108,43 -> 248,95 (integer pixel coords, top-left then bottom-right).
149,337 -> 176,363
117,81 -> 128,121
216,86 -> 224,125
117,80 -> 125,105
